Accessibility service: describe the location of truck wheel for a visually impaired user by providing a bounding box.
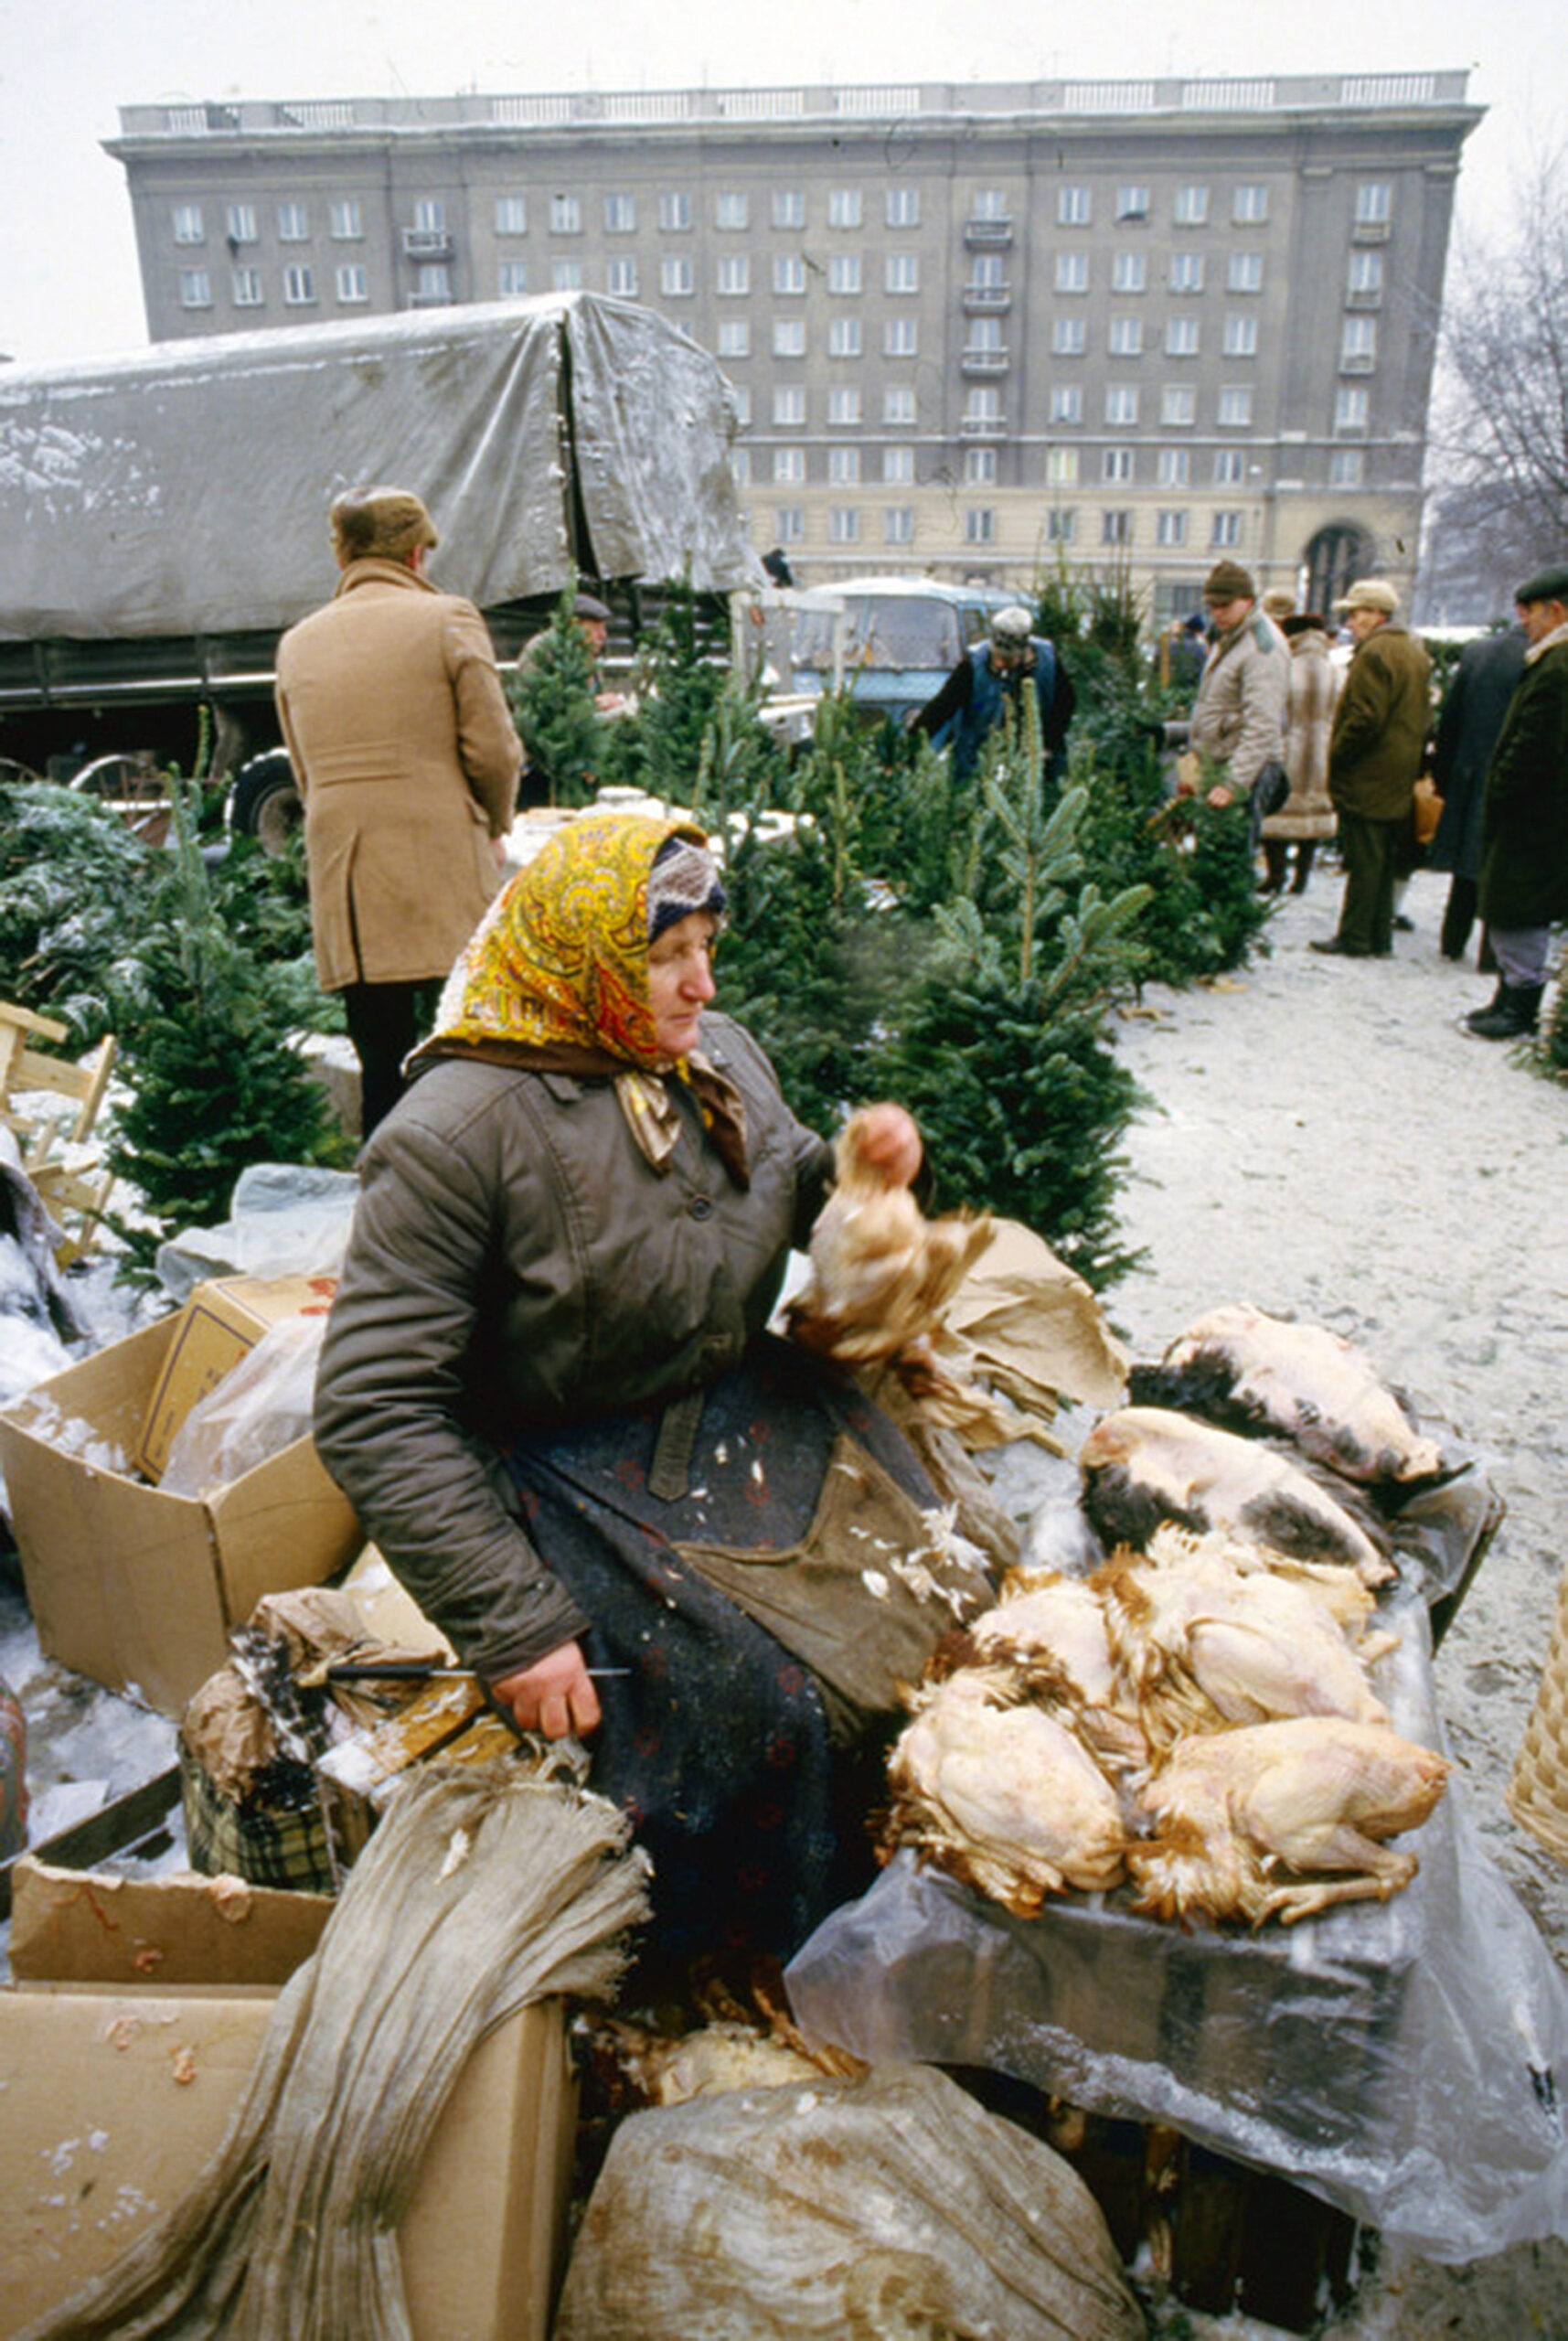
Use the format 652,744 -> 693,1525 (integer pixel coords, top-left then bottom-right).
69,753 -> 174,842
228,751 -> 303,856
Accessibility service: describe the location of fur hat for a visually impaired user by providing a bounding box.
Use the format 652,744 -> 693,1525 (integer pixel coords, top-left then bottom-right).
1260,588 -> 1297,621
989,605 -> 1035,648
1334,578 -> 1400,615
1284,613 -> 1329,638
1203,560 -> 1256,604
1514,563 -> 1568,606
330,486 -> 439,565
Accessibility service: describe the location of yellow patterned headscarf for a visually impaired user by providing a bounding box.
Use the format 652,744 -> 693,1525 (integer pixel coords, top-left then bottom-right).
430,813 -> 707,1069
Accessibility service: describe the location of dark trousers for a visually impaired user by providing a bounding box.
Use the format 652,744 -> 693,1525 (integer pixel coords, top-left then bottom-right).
1441,874 -> 1478,961
340,980 -> 437,1141
1262,839 -> 1318,894
1336,812 -> 1404,954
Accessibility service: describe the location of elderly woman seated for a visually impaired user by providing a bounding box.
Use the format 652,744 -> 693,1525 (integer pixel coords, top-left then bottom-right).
314,813 -> 995,1965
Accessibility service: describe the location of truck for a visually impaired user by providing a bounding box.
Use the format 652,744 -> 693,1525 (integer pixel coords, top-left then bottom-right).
0,293 -> 763,842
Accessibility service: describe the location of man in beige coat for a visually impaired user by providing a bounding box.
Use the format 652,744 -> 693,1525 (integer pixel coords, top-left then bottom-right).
1311,578 -> 1432,959
275,487 -> 521,1136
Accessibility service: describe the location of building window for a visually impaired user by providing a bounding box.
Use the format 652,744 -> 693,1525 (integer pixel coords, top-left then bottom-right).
607,257 -> 639,297
1109,316 -> 1144,357
178,268 -> 211,307
414,198 -> 445,234
717,256 -> 751,296
1103,446 -> 1135,484
972,187 -> 1008,221
828,386 -> 863,426
604,193 -> 636,233
714,191 -> 749,230
1161,386 -> 1197,427
496,196 -> 527,236
773,447 -> 805,484
967,316 -> 1004,355
773,318 -> 806,357
828,446 -> 861,485
775,506 -> 804,543
965,445 -> 997,484
878,446 -> 913,486
828,317 -> 862,358
829,507 -> 859,544
884,387 -> 917,424
1055,252 -> 1089,294
1214,447 -> 1245,483
884,506 -> 915,546
1157,509 -> 1189,547
1043,322 -> 1082,366
1348,248 -> 1384,299
661,256 -> 694,297
884,317 -> 918,357
1105,386 -> 1140,427
225,203 -> 256,245
828,187 -> 863,229
283,262 -> 315,305
731,385 -> 751,424
1340,316 -> 1378,369
1166,317 -> 1200,357
773,188 -> 805,230
1168,252 -> 1205,294
1047,508 -> 1076,544
965,508 -> 996,545
1113,252 -> 1147,294
329,198 -> 363,241
232,267 -> 264,307
173,204 -> 204,244
885,253 -> 919,294
336,263 -> 368,304
1050,385 -> 1083,424
772,254 -> 806,298
1046,447 -> 1079,486
829,254 -> 862,296
1217,387 -> 1253,427
1232,182 -> 1269,223
278,202 -> 309,241
659,192 -> 691,231
1103,509 -> 1133,546
1116,184 -> 1151,223
552,260 -> 583,292
1229,252 -> 1264,294
1223,315 -> 1259,358
415,262 -> 452,302
1058,185 -> 1091,226
1211,511 -> 1244,547
550,194 -> 581,234
1157,447 -> 1190,486
498,261 -> 528,297
1355,180 -> 1392,226
965,386 -> 1002,425
717,318 -> 749,358
1330,448 -> 1366,486
886,187 -> 920,228
1174,183 -> 1210,226
773,385 -> 806,425
731,447 -> 751,485
1335,386 -> 1371,434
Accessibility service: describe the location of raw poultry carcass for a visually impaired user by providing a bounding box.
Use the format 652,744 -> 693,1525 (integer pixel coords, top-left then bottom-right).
1080,1406 -> 1394,1586
1095,1526 -> 1394,1747
1132,1303 -> 1445,1484
1128,1716 -> 1448,1928
967,1571 -> 1146,1765
882,1665 -> 1126,1915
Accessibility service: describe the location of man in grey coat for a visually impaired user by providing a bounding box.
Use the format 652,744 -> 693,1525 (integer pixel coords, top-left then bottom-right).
1157,559 -> 1288,817
1464,562 -> 1568,1039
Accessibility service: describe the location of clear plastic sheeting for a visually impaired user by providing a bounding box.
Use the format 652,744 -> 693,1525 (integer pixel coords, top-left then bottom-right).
788,1591 -> 1568,2265
155,1161 -> 361,1299
159,1314 -> 326,1498
0,294 -> 760,644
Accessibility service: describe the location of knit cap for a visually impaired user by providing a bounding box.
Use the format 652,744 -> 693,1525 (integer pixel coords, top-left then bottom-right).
646,835 -> 727,941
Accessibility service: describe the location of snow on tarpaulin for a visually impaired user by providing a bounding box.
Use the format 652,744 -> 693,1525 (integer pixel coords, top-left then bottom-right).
0,294 -> 761,642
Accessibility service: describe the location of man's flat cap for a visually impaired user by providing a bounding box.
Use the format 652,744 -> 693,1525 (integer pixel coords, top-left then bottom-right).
1514,563 -> 1568,605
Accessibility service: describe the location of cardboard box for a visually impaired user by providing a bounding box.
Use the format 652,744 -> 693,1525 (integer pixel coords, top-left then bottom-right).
0,1313 -> 362,1715
0,1866 -> 578,2341
137,1272 -> 338,1482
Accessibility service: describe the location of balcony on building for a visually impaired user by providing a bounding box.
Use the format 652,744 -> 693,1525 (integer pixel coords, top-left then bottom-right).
964,216 -> 1014,248
402,227 -> 455,260
962,282 -> 1012,314
959,413 -> 1007,438
961,347 -> 1010,376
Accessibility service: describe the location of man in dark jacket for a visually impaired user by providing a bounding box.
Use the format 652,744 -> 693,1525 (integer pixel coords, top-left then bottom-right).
1312,578 -> 1432,958
1430,619 -> 1529,961
912,604 -> 1074,782
1464,563 -> 1568,1039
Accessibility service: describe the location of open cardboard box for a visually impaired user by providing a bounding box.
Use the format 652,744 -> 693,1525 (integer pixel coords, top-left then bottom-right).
2,1862 -> 577,2341
0,1280 -> 363,1715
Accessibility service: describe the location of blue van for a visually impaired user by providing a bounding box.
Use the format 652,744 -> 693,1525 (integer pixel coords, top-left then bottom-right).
786,575 -> 1022,726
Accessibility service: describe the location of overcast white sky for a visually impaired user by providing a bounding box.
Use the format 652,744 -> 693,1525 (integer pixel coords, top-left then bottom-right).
0,0 -> 1560,367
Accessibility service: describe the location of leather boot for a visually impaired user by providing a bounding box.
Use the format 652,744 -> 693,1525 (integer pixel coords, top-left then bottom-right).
1465,983 -> 1544,1040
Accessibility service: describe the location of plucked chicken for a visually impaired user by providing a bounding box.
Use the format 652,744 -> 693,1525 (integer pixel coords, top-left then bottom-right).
1128,1715 -> 1448,1927
1133,1302 -> 1445,1483
966,1571 -> 1146,1764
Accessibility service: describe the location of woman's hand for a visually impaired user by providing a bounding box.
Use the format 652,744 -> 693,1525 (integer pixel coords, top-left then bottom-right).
847,1102 -> 923,1189
488,1641 -> 603,1740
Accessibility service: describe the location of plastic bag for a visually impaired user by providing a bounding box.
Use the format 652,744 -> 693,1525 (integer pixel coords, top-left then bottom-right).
160,1313 -> 326,1496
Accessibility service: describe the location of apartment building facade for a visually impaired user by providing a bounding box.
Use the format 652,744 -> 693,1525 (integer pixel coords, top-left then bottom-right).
108,75 -> 1479,619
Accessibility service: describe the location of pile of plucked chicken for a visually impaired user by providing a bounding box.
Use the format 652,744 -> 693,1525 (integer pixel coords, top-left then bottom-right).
880,1300 -> 1454,1932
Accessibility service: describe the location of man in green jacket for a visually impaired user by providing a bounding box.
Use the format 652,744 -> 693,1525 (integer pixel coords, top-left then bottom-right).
1465,562 -> 1568,1039
1312,579 -> 1432,958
